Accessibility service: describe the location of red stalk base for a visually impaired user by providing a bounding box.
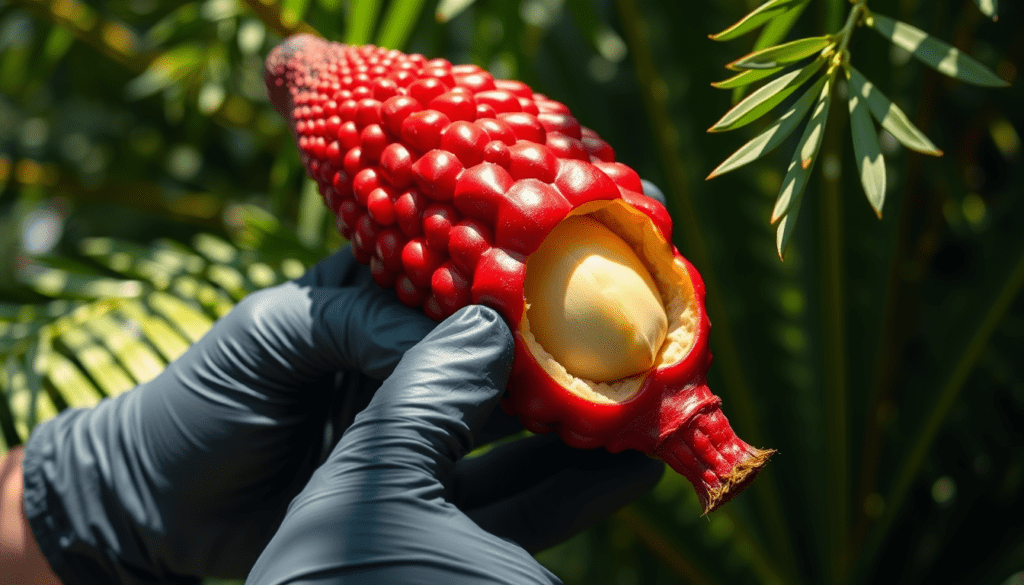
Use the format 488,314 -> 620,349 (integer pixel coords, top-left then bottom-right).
653,385 -> 774,514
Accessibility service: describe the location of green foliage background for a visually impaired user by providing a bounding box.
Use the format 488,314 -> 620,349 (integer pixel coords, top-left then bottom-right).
1,0 -> 1022,584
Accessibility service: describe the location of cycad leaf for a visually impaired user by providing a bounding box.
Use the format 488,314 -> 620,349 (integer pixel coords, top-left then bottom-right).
847,65 -> 942,156
709,75 -> 828,179
710,57 -> 826,133
376,0 -> 429,49
868,13 -> 1008,87
57,327 -> 135,396
345,0 -> 383,45
773,76 -> 833,258
973,0 -> 998,20
117,301 -> 191,363
147,291 -> 214,343
713,66 -> 785,90
710,0 -> 805,42
727,35 -> 833,71
45,351 -> 104,409
847,70 -> 887,217
84,313 -> 166,385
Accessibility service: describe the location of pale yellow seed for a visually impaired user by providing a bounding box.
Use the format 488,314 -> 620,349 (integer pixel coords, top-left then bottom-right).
524,215 -> 668,382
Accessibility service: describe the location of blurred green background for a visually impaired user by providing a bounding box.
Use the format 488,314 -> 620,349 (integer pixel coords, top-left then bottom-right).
2,0 -> 1023,584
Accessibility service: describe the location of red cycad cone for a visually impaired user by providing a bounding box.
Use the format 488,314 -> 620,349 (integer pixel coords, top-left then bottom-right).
265,34 -> 773,513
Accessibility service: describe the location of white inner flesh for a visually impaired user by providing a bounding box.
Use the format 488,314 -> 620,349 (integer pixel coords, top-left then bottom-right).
524,216 -> 667,381
521,201 -> 700,404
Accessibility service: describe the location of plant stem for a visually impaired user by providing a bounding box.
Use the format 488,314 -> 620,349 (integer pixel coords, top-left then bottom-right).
819,99 -> 849,585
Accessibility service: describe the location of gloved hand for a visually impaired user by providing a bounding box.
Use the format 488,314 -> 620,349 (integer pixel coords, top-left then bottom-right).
21,248 -> 663,584
246,306 -> 662,585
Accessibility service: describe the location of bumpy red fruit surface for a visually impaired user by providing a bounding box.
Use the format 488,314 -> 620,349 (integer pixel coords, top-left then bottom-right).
265,35 -> 773,513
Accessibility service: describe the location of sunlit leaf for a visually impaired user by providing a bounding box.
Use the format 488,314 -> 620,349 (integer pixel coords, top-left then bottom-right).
713,66 -> 785,90
847,71 -> 887,217
125,43 -> 207,100
773,76 -> 833,258
436,0 -> 479,23
727,35 -> 833,71
709,75 -> 827,179
868,13 -> 1008,87
973,0 -> 998,19
345,0 -> 383,45
45,351 -> 103,409
709,57 -> 825,132
57,327 -> 135,395
117,301 -> 191,363
83,313 -> 166,385
847,65 -> 942,156
710,0 -> 805,42
753,0 -> 810,50
377,0 -> 429,49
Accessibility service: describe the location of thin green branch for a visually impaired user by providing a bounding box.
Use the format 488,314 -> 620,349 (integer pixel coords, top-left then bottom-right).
819,110 -> 849,585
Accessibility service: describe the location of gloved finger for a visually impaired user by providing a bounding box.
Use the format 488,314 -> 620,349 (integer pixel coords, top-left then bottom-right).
215,253 -> 435,387
244,307 -> 546,585
455,435 -> 664,553
336,305 -> 514,482
641,178 -> 667,206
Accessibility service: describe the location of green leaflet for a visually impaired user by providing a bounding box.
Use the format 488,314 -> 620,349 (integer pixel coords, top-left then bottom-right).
710,0 -> 806,42
868,13 -> 1008,87
709,57 -> 826,133
377,0 -> 430,49
345,0 -> 383,45
708,75 -> 828,179
773,76 -> 833,258
846,67 -> 887,217
973,0 -> 998,19
753,0 -> 810,51
846,65 -> 942,156
727,35 -> 833,71
712,66 -> 785,90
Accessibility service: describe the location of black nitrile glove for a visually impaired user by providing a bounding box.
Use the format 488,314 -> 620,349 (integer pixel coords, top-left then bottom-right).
247,306 -> 662,585
22,249 -> 663,585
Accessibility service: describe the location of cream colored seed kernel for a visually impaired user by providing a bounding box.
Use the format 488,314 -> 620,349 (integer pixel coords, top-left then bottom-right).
524,215 -> 669,382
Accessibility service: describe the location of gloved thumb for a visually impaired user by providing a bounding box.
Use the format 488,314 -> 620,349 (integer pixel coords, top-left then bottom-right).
335,305 -> 515,483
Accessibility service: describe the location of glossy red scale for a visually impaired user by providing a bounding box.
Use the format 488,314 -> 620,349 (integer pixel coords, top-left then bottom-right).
429,91 -> 477,123
394,190 -> 425,237
440,121 -> 487,168
448,218 -> 493,276
507,142 -> 558,183
431,262 -> 471,315
401,237 -> 445,289
498,113 -> 545,144
359,124 -> 389,162
401,110 -> 450,153
379,143 -> 414,188
352,167 -> 383,206
411,149 -> 463,201
452,163 -> 513,221
366,187 -> 396,225
422,203 -> 459,250
381,95 -> 421,137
